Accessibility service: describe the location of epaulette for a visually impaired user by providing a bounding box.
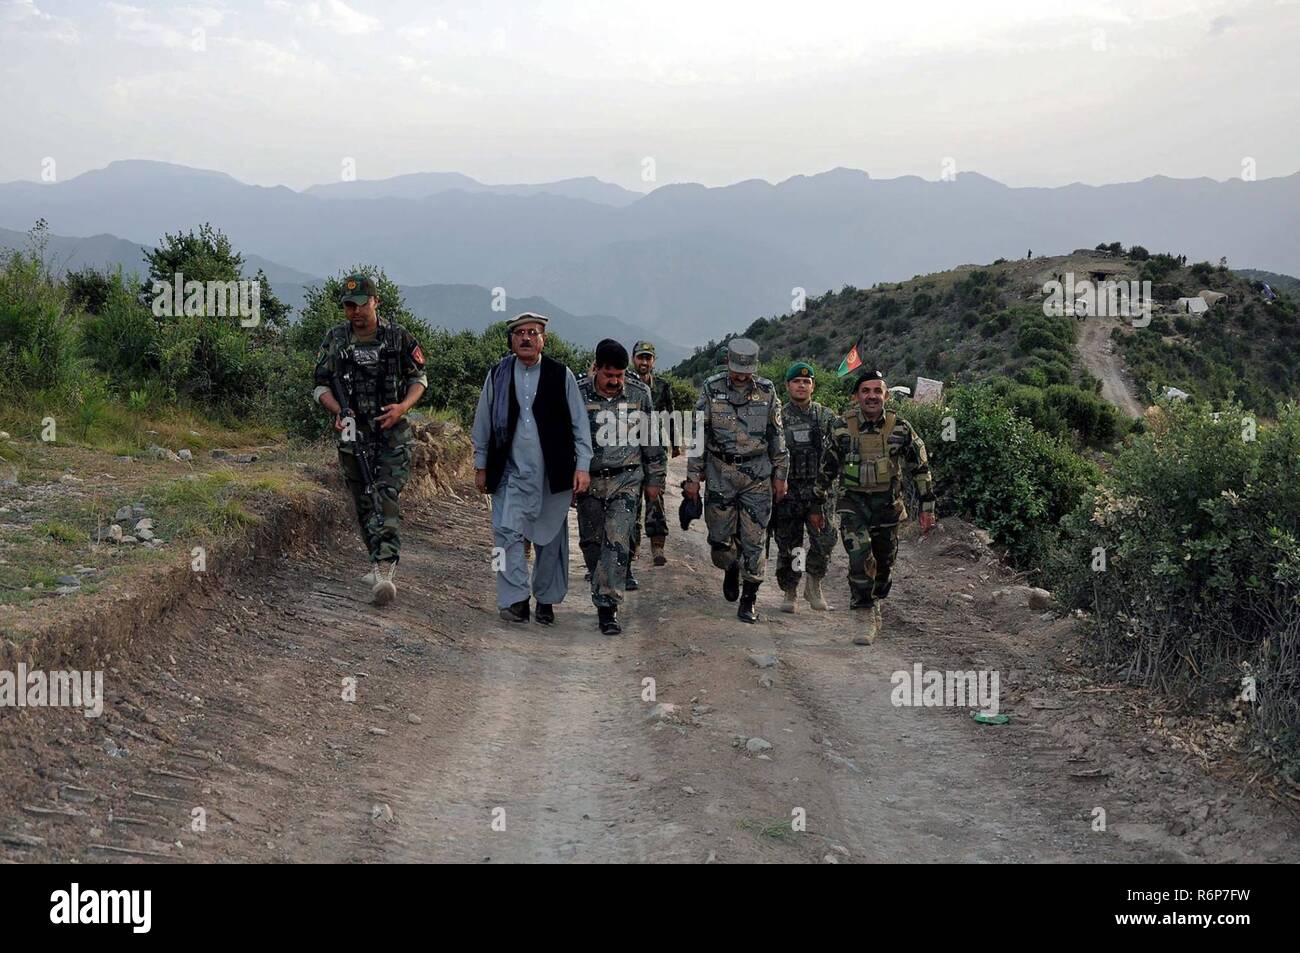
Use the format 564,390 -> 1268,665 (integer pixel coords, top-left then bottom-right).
625,375 -> 652,399
703,371 -> 729,394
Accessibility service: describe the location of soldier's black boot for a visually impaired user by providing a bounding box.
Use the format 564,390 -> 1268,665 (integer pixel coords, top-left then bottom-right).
723,560 -> 741,602
499,599 -> 530,623
737,581 -> 760,623
535,603 -> 555,626
597,605 -> 622,636
626,564 -> 639,591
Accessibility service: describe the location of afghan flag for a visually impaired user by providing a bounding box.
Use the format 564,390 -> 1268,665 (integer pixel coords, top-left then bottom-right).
836,338 -> 864,377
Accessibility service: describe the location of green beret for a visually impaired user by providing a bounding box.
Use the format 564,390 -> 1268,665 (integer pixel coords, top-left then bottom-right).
785,362 -> 816,382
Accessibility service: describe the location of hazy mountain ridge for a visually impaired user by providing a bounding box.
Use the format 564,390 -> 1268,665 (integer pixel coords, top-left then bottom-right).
2,159 -> 1297,349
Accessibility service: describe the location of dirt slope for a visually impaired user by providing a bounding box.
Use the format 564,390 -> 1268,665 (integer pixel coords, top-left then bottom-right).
1076,314 -> 1146,418
2,461 -> 1296,863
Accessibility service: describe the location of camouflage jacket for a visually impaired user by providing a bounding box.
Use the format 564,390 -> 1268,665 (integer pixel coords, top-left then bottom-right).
689,372 -> 788,483
312,320 -> 428,448
782,399 -> 839,498
580,374 -> 667,488
632,370 -> 679,449
815,405 -> 935,512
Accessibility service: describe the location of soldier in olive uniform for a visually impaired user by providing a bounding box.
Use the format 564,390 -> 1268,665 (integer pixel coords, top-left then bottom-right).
576,340 -> 667,634
812,370 -> 936,644
684,338 -> 787,624
773,362 -> 839,613
629,340 -> 680,575
313,274 -> 428,606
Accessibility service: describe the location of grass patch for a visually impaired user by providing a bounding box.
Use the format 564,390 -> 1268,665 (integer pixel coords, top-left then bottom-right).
738,817 -> 799,842
33,519 -> 83,544
0,392 -> 280,458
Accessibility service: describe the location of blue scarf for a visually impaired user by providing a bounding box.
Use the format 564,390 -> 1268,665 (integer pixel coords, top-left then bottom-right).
490,353 -> 516,449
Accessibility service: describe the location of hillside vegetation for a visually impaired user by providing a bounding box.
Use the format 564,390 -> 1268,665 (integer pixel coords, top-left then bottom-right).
672,244 -> 1300,781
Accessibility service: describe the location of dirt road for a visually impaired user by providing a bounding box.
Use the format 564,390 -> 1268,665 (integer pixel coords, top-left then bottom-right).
3,461 -> 1297,863
1077,315 -> 1146,418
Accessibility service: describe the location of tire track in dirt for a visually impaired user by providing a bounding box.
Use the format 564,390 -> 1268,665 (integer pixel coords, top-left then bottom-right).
5,462 -> 1297,863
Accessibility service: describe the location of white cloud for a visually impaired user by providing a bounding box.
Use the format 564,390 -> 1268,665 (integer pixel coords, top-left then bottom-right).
0,0 -> 79,43
303,0 -> 380,35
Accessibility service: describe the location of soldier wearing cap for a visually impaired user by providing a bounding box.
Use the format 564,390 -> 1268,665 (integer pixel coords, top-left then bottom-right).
471,312 -> 593,626
576,339 -> 666,634
629,340 -> 680,574
684,338 -> 787,623
773,362 -> 839,613
811,369 -> 936,644
313,273 -> 428,605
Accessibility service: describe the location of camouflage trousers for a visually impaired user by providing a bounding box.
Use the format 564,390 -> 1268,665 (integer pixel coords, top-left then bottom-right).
338,439 -> 411,564
630,483 -> 669,558
773,494 -> 838,592
704,460 -> 773,585
576,470 -> 642,608
837,490 -> 904,609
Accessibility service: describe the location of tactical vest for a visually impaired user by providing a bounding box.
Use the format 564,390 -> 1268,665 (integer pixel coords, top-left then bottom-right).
786,408 -> 825,485
337,322 -> 404,425
841,410 -> 898,493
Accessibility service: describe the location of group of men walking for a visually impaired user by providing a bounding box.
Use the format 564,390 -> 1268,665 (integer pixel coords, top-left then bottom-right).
315,285 -> 937,645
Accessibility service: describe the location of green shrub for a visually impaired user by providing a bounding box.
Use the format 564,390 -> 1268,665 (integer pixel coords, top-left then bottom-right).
1049,400 -> 1300,775
907,386 -> 1097,565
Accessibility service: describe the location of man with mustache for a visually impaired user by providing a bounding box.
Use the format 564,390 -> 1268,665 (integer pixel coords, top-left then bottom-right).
576,339 -> 666,634
811,369 -> 936,645
471,313 -> 593,625
683,338 -> 787,624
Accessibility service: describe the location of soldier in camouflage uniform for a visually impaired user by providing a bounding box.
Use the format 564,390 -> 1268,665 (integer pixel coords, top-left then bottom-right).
773,362 -> 839,613
684,338 -> 787,624
576,340 -> 667,634
629,341 -> 680,577
313,274 -> 428,606
812,369 -> 936,644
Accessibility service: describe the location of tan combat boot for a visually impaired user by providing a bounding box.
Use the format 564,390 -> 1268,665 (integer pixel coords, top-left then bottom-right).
372,561 -> 397,606
360,562 -> 379,585
804,575 -> 829,611
872,603 -> 883,639
781,587 -> 798,613
852,605 -> 878,645
651,538 -> 667,566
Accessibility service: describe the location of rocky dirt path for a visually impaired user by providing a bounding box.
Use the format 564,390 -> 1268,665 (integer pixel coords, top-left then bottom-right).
1077,315 -> 1146,418
3,461 -> 1297,863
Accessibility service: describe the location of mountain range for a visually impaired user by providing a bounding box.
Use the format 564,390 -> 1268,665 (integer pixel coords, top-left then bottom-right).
2,160 -> 1297,349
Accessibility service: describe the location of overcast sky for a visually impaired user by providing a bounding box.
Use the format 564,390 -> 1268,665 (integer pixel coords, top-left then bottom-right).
2,0 -> 1297,191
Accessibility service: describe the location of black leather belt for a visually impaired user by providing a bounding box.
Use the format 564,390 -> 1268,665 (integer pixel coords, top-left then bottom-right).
592,463 -> 641,478
715,451 -> 763,464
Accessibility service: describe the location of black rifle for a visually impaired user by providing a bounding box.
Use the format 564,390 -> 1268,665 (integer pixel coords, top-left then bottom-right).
332,361 -> 384,521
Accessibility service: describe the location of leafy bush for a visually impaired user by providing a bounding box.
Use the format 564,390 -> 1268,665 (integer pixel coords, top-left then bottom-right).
906,386 -> 1098,565
0,242 -> 84,397
1049,400 -> 1300,776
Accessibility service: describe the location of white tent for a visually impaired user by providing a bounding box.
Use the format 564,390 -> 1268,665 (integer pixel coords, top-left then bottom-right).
1176,297 -> 1209,314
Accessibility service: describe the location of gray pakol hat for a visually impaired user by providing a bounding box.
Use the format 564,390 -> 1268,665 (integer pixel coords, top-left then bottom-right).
726,337 -> 760,373
506,311 -> 549,334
